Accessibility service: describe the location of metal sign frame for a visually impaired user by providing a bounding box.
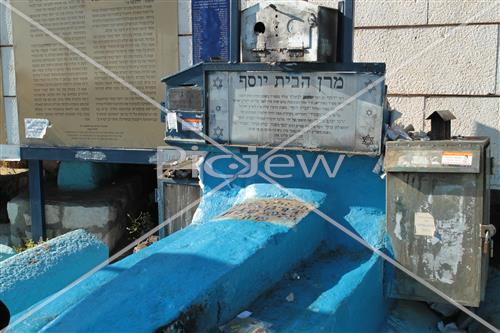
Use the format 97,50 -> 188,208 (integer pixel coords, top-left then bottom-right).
163,62 -> 387,156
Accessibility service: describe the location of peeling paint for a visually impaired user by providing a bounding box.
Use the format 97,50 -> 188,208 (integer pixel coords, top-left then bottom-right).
420,196 -> 468,285
74,151 -> 107,161
394,212 -> 403,241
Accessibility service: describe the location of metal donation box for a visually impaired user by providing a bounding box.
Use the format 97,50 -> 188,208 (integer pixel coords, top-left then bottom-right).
161,0 -> 387,156
385,138 -> 494,306
241,1 -> 338,63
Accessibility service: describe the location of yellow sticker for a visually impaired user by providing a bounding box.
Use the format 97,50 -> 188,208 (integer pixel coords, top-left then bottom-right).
442,151 -> 473,166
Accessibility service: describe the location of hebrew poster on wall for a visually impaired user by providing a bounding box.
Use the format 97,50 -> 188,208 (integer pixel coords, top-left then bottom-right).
12,0 -> 178,148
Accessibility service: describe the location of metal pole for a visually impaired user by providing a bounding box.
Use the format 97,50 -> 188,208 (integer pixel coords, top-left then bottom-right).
229,0 -> 240,63
28,160 -> 46,241
157,180 -> 166,239
339,0 -> 354,63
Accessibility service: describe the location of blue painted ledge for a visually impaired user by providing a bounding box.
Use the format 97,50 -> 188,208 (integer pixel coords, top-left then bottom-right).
10,185 -> 327,332
249,248 -> 386,332
0,229 -> 108,316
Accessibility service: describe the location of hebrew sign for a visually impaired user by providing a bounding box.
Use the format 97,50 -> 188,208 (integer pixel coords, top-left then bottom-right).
207,71 -> 385,155
12,0 -> 178,148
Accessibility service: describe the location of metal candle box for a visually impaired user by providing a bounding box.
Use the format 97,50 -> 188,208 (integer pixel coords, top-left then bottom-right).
241,1 -> 338,63
385,138 -> 493,307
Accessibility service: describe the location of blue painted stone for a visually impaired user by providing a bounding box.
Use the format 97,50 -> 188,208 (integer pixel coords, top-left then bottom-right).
12,150 -> 392,332
57,161 -> 116,191
248,248 -> 386,332
0,245 -> 15,262
0,229 -> 108,316
10,185 -> 327,332
198,150 -> 386,250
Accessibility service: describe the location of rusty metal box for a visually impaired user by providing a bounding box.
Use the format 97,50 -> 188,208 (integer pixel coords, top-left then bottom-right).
385,138 -> 493,307
241,1 -> 338,62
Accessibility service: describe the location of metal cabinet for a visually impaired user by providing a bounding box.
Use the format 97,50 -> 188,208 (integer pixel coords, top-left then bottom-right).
385,138 -> 494,307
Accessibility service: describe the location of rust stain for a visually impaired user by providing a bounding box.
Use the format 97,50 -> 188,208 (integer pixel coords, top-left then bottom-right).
215,198 -> 314,226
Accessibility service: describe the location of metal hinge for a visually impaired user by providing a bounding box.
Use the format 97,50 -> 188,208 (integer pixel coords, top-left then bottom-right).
481,224 -> 496,258
480,224 -> 496,238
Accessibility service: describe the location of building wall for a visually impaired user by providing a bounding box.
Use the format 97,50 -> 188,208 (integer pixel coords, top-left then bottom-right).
353,0 -> 500,189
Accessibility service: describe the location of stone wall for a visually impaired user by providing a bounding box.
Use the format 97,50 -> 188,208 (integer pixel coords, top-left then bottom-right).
353,0 -> 500,189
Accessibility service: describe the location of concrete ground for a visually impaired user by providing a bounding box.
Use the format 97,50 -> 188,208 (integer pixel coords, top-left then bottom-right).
384,266 -> 500,333
383,300 -> 441,333
469,266 -> 500,333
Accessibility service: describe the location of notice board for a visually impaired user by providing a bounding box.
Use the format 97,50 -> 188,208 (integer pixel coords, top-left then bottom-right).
12,0 -> 178,149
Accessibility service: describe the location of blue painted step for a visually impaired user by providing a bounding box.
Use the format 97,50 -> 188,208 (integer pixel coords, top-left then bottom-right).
246,246 -> 386,332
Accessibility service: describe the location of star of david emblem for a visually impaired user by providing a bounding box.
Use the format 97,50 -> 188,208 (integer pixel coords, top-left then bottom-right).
361,134 -> 374,146
213,77 -> 223,90
215,105 -> 222,112
366,109 -> 373,116
213,126 -> 224,139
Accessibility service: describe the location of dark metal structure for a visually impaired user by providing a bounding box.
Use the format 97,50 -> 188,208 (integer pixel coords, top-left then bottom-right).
426,110 -> 456,140
385,138 -> 494,306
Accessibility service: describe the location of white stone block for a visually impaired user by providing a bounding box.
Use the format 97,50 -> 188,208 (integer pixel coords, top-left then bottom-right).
0,0 -> 13,45
179,35 -> 192,70
16,204 -> 61,227
62,206 -> 115,229
1,46 -> 16,96
428,0 -> 500,25
355,0 -> 427,27
178,0 -> 192,35
45,205 -> 62,226
387,96 -> 426,129
354,25 -> 498,95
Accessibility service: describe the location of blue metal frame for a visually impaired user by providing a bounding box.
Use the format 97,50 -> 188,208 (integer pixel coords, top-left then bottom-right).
28,160 -> 46,241
21,146 -> 157,241
21,146 -> 157,164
